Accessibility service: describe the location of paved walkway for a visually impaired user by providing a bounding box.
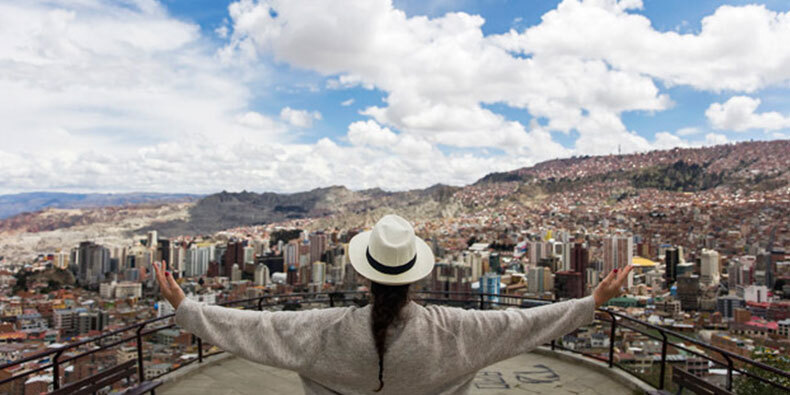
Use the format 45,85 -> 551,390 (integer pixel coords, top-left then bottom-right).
160,350 -> 636,395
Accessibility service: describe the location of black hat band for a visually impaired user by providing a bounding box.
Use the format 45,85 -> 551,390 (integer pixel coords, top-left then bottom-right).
366,247 -> 416,275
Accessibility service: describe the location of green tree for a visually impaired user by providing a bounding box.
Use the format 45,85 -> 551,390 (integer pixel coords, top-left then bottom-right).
12,270 -> 29,294
734,351 -> 790,395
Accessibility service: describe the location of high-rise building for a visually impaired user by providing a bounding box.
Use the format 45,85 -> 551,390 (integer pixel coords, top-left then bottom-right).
54,307 -> 88,337
527,266 -> 553,294
224,241 -> 245,277
480,273 -> 501,303
559,242 -> 572,271
571,242 -> 589,294
207,261 -> 220,277
555,271 -> 583,299
54,249 -> 69,270
585,268 -> 600,293
431,262 -> 472,300
185,245 -> 211,278
254,264 -> 270,286
259,254 -> 284,276
243,246 -> 255,266
309,232 -> 328,264
717,295 -> 745,320
169,243 -> 186,276
665,247 -> 680,284
75,241 -> 110,286
284,240 -> 299,267
77,311 -> 109,334
231,263 -> 242,282
298,264 -> 312,287
156,238 -> 170,268
343,262 -> 359,290
287,265 -> 298,286
529,241 -> 550,266
312,261 -> 326,285
466,251 -> 489,282
299,242 -> 311,267
147,231 -> 158,250
677,275 -> 700,311
636,241 -> 653,260
603,236 -> 633,288
700,249 -> 720,285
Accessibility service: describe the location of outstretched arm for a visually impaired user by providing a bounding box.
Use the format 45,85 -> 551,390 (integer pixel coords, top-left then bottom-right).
444,265 -> 633,371
153,262 -> 346,372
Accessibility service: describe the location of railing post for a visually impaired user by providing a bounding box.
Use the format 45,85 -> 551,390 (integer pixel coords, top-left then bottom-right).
136,324 -> 146,382
258,297 -> 264,311
329,293 -> 335,307
607,312 -> 616,368
479,294 -> 484,310
197,337 -> 203,363
723,354 -> 733,391
52,349 -> 63,390
659,331 -> 668,390
550,340 -> 555,351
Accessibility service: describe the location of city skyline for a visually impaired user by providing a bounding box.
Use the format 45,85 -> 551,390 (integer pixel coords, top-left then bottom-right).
3,0 -> 790,194
1,140 -> 787,393
1,1 -> 789,393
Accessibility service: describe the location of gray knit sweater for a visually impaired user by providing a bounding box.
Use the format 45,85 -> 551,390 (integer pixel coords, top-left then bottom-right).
175,295 -> 596,394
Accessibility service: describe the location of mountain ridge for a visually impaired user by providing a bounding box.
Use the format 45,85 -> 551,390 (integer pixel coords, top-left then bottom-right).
0,192 -> 202,220
1,140 -> 787,242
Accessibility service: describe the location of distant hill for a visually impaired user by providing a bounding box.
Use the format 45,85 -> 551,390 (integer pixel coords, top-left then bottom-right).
144,184 -> 461,236
474,140 -> 790,192
1,140 -> 788,247
0,192 -> 202,219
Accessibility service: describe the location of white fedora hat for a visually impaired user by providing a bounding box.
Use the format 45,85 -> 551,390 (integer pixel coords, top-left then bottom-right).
349,214 -> 435,285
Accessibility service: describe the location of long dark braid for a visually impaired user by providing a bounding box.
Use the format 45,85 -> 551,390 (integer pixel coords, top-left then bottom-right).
370,281 -> 410,392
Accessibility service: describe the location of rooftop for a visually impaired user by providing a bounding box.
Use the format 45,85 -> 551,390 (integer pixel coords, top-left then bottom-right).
159,349 -> 640,395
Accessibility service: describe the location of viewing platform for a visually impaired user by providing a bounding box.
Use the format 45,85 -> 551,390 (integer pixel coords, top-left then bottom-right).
159,348 -> 645,395
1,291 -> 787,394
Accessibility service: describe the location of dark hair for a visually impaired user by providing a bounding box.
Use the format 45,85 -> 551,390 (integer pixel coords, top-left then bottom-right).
370,281 -> 410,392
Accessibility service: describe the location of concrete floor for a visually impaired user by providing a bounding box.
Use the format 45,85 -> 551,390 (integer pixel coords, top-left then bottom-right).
159,351 -> 637,395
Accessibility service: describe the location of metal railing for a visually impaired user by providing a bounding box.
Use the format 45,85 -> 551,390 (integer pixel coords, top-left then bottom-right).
0,290 -> 787,394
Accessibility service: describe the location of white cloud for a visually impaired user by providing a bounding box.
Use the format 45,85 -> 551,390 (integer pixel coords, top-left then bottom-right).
676,127 -> 701,136
0,0 -> 521,195
0,0 -> 785,195
705,133 -> 729,145
0,0 -> 284,156
237,111 -> 285,131
706,96 -> 790,132
222,0 -> 670,157
492,0 -> 790,92
347,120 -> 398,147
280,107 -> 322,128
651,131 -> 729,151
215,25 -> 229,38
652,132 -> 689,150
341,98 -> 354,106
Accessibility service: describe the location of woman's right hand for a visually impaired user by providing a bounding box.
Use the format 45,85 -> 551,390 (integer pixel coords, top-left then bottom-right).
153,261 -> 186,309
593,265 -> 633,307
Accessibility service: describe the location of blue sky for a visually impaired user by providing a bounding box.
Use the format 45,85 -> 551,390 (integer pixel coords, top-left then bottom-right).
160,0 -> 790,150
1,0 -> 789,193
